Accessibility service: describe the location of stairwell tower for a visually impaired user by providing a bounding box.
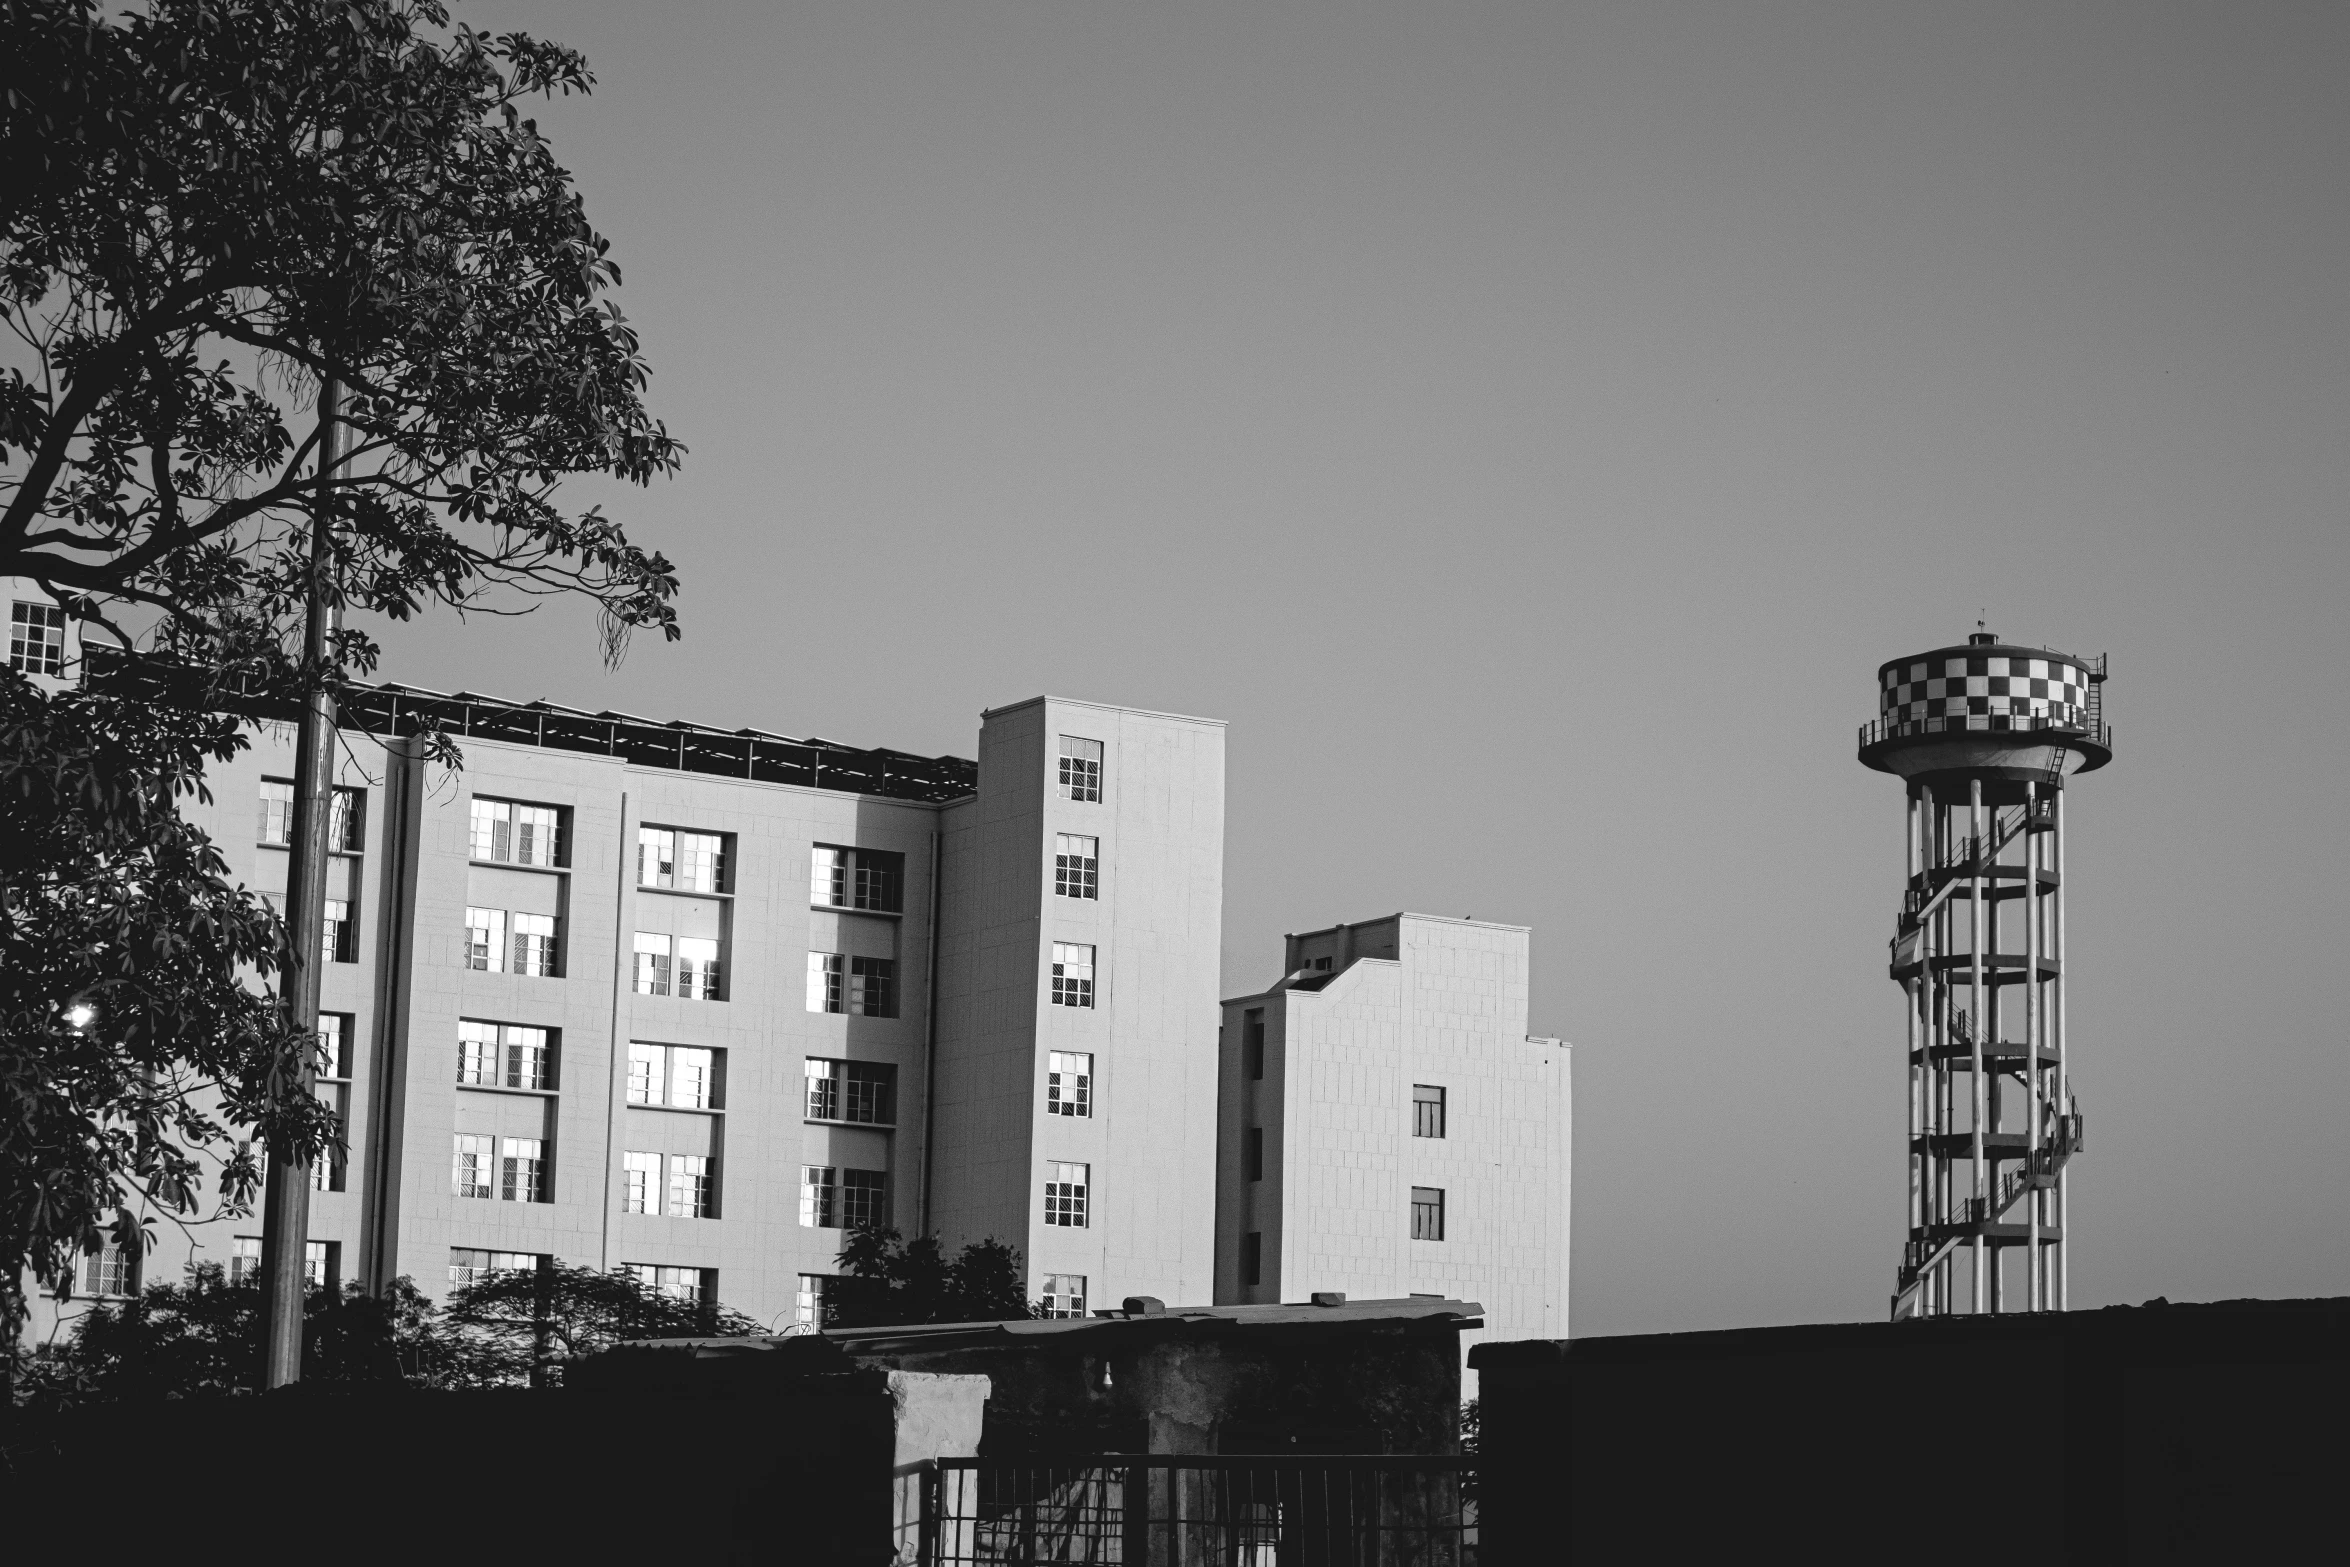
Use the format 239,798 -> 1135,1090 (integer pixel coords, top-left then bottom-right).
1858,629 -> 2112,1320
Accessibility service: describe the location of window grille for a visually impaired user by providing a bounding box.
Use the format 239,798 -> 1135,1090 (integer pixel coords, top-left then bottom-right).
1047,1051 -> 1092,1117
676,936 -> 721,1000
465,908 -> 507,972
1411,1186 -> 1446,1242
512,912 -> 557,977
500,1138 -> 546,1203
1054,834 -> 1099,899
841,1168 -> 887,1230
453,1134 -> 494,1199
1040,1273 -> 1088,1319
82,1244 -> 137,1298
1051,943 -> 1094,1008
1058,736 -> 1103,802
9,599 -> 67,676
1044,1162 -> 1089,1227
669,1155 -> 714,1219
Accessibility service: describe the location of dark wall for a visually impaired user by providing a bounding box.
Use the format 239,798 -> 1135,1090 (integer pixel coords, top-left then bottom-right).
1474,1299 -> 2350,1566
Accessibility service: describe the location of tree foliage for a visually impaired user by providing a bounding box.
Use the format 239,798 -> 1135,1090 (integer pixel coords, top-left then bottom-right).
827,1228 -> 1041,1328
0,0 -> 680,1337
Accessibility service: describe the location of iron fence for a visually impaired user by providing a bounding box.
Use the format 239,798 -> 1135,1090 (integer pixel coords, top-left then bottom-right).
924,1455 -> 1478,1567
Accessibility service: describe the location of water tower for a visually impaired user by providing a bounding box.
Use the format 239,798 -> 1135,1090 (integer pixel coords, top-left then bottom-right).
1858,629 -> 2111,1319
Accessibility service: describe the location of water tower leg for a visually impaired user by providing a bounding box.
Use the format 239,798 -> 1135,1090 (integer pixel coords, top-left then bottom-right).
1970,779 -> 1987,1314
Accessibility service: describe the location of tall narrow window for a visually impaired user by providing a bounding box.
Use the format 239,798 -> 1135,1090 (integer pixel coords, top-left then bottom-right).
9,600 -> 68,676
465,908 -> 507,973
1243,1009 -> 1265,1080
1054,834 -> 1099,899
317,1013 -> 351,1079
323,899 -> 353,963
1050,943 -> 1094,1008
503,1026 -> 553,1090
1241,1232 -> 1263,1287
1046,1051 -> 1092,1117
1044,1161 -> 1089,1227
1040,1274 -> 1088,1319
472,798 -> 562,866
633,932 -> 673,995
799,1165 -> 838,1229
669,1155 -> 714,1219
1058,736 -> 1103,802
259,779 -> 295,845
811,846 -> 904,912
668,1046 -> 715,1109
229,1236 -> 262,1287
327,787 -> 364,853
796,1273 -> 835,1327
626,1043 -> 663,1105
512,913 -> 557,977
675,936 -> 722,1000
459,1020 -> 499,1085
1244,1127 -> 1264,1181
453,1134 -> 494,1198
500,1138 -> 546,1203
1413,1084 -> 1447,1139
807,952 -> 843,1013
1411,1186 -> 1446,1242
623,1151 -> 661,1215
304,1241 -> 336,1290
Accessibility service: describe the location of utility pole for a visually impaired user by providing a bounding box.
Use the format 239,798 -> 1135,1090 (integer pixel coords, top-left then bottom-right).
258,373 -> 345,1388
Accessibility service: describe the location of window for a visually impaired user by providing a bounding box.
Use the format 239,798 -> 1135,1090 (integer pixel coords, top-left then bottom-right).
81,1243 -> 137,1299
1058,736 -> 1103,802
512,913 -> 558,977
668,1155 -> 714,1219
800,1166 -> 886,1229
500,1138 -> 546,1203
1411,1186 -> 1446,1242
448,1248 -> 539,1290
453,1134 -> 494,1199
259,779 -> 294,845
634,932 -> 672,995
229,1236 -> 262,1286
639,826 -> 727,892
1040,1274 -> 1087,1320
311,1108 -> 344,1191
465,907 -> 507,972
1243,1009 -> 1265,1080
305,1240 -> 336,1291
317,1013 -> 351,1079
10,599 -> 67,676
626,1264 -> 710,1306
457,1021 -> 555,1091
796,1273 -> 836,1328
842,1168 -> 886,1230
328,787 -> 363,853
323,898 -> 353,963
805,1058 -> 897,1125
1244,1127 -> 1264,1181
675,936 -> 721,1001
1050,943 -> 1094,1008
1055,834 -> 1099,900
623,1151 -> 660,1214
811,845 -> 904,913
1241,1232 -> 1263,1287
807,953 -> 895,1017
471,798 -> 562,866
1044,1161 -> 1089,1228
1046,1051 -> 1091,1118
1413,1084 -> 1447,1139
627,1044 -> 718,1109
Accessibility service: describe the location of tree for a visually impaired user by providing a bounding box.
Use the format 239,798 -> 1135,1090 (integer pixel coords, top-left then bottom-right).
826,1228 -> 1041,1328
0,0 -> 681,1343
442,1261 -> 761,1385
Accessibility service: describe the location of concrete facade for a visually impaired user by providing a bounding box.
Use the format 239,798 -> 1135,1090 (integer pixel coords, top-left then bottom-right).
1214,914 -> 1571,1380
13,620 -> 1224,1336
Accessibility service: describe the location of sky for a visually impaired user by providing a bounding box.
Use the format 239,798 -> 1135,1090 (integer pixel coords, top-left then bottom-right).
368,1 -> 2350,1336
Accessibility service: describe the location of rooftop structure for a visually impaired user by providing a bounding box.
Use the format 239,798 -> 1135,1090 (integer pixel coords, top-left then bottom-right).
1858,628 -> 2113,1318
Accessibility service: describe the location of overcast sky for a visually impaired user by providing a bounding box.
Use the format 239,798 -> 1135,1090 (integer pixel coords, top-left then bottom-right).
371,1 -> 2350,1335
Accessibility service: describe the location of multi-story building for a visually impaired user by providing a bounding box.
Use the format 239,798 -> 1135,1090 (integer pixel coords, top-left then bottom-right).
1214,914 -> 1572,1378
11,578 -> 1224,1336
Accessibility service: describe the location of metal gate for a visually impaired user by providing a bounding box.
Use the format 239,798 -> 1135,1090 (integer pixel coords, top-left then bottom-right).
923,1455 -> 1477,1566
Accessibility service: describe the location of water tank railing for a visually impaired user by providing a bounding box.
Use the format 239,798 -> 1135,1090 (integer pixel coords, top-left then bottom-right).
1857,713 -> 2112,750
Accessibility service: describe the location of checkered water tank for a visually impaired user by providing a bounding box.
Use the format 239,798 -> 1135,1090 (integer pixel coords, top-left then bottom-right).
1877,646 -> 2093,731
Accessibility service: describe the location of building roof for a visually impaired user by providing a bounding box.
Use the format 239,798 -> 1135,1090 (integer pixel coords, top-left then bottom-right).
620,1296 -> 1484,1361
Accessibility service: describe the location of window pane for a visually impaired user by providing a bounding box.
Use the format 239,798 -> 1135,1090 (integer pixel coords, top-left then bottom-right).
841,1169 -> 886,1230
669,1047 -> 714,1109
1050,943 -> 1094,1008
470,799 -> 512,862
633,932 -> 672,995
799,1165 -> 838,1228
1047,1051 -> 1092,1117
1058,736 -> 1103,802
808,952 -> 844,1014
453,1134 -> 493,1198
639,827 -> 676,887
327,787 -> 363,853
1411,1186 -> 1446,1242
1054,834 -> 1099,899
627,1043 -> 662,1105
805,1057 -> 842,1121
10,599 -> 68,676
1040,1273 -> 1088,1319
504,1025 -> 552,1090
317,1014 -> 347,1079
259,779 -> 294,845
811,846 -> 848,907
465,908 -> 506,972
513,804 -> 560,867
623,1150 -> 661,1214
1044,1161 -> 1089,1227
1413,1084 -> 1446,1139
849,956 -> 894,1018
501,1137 -> 546,1203
676,936 -> 721,1001
669,1155 -> 712,1219
677,832 -> 725,893
512,912 -> 556,977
